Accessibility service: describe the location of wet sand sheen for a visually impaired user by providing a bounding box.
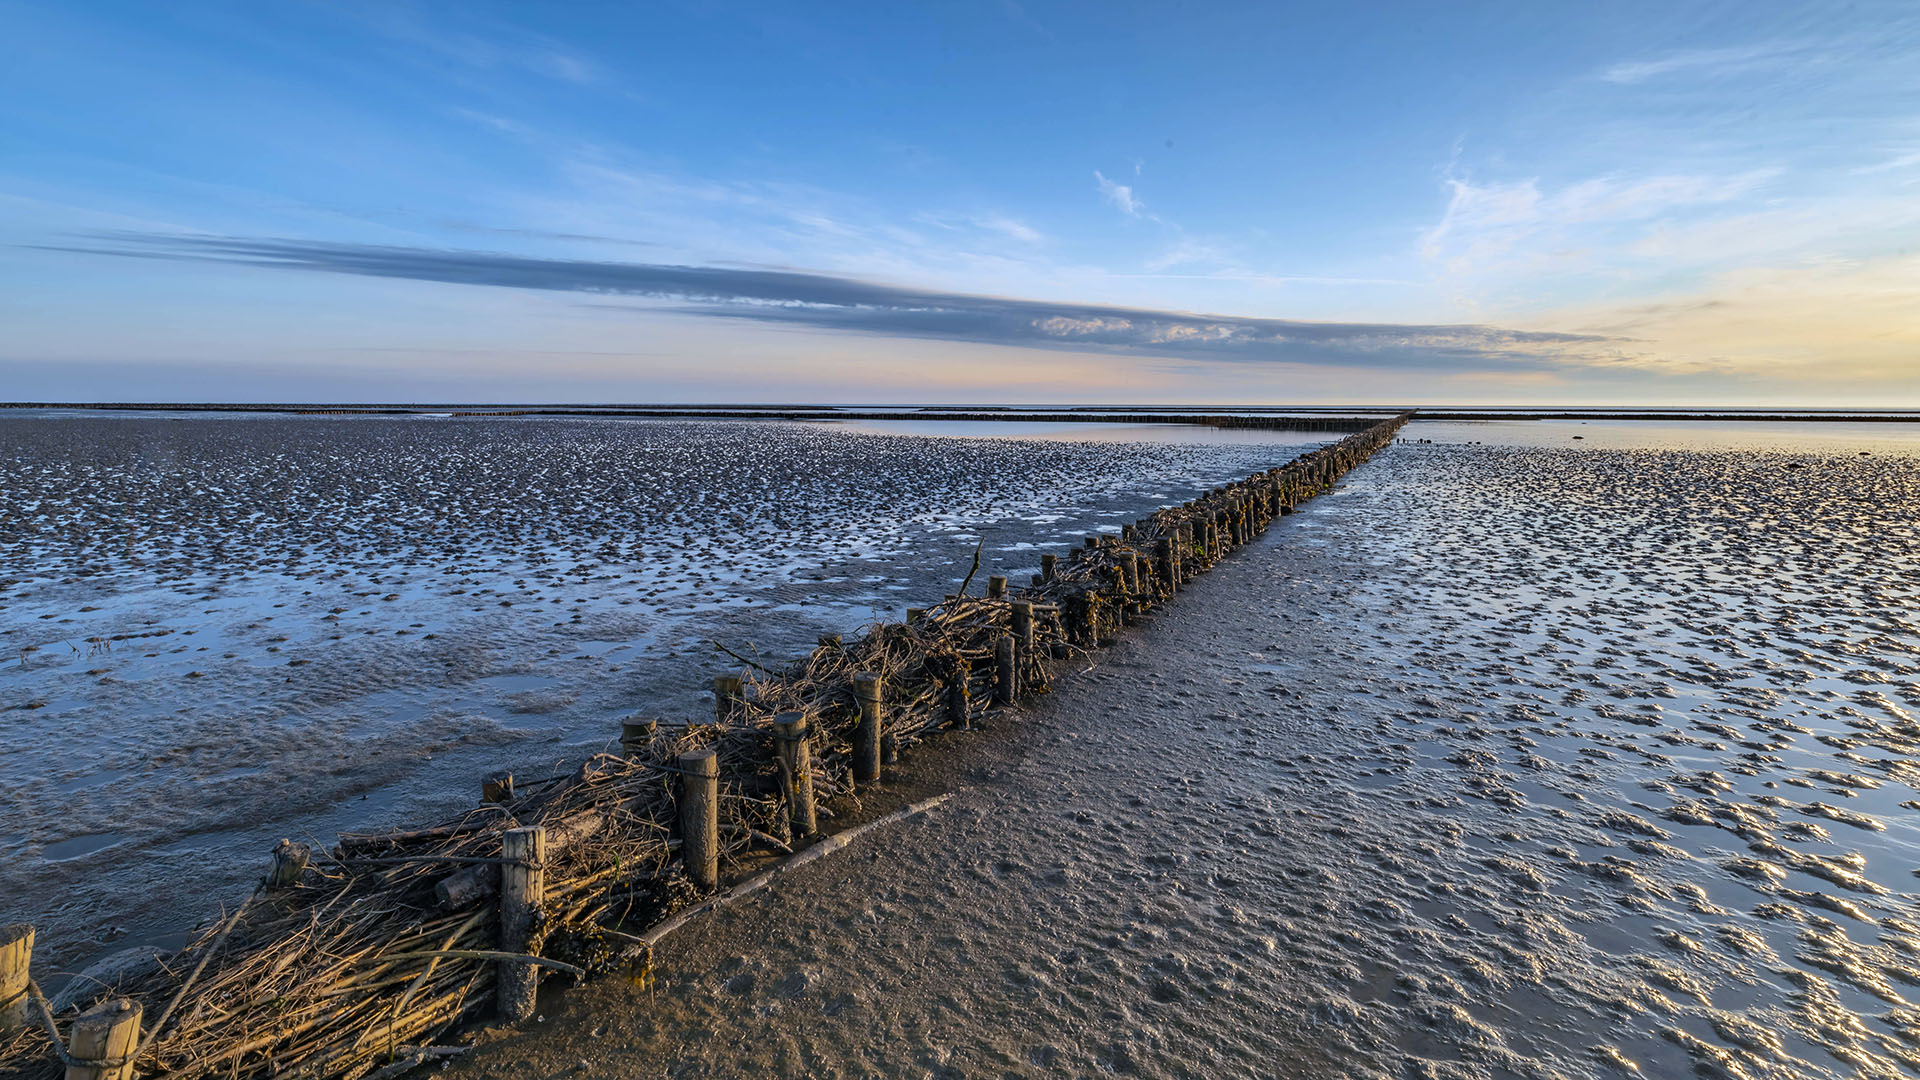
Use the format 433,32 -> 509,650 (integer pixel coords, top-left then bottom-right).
449,425 -> 1920,1079
0,414 -> 1329,976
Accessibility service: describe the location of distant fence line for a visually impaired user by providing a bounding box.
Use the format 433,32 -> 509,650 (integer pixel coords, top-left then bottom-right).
0,413 -> 1410,1080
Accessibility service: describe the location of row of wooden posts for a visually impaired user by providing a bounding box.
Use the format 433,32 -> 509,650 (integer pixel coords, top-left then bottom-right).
0,411 -> 1411,1075
471,414 -> 1413,1024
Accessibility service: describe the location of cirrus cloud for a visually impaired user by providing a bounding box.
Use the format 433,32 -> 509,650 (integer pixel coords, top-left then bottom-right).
43,232 -> 1624,373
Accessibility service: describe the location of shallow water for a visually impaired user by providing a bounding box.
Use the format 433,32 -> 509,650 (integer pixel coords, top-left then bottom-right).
0,413 -> 1327,972
448,419 -> 1920,1079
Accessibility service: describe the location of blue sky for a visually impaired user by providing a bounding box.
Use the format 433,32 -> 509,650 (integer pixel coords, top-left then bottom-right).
3,0 -> 1917,403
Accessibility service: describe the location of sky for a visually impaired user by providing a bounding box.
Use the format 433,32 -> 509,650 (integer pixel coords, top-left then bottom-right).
2,0 -> 1917,405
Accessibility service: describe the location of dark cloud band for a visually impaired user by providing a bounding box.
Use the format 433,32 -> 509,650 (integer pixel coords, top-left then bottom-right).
50,233 -> 1614,369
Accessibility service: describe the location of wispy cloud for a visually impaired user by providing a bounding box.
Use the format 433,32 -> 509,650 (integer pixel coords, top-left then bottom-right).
915,212 -> 1047,246
335,2 -> 601,85
49,233 -> 1618,372
1093,170 -> 1143,216
1599,41 -> 1805,85
1421,169 -> 1779,275
1853,148 -> 1920,175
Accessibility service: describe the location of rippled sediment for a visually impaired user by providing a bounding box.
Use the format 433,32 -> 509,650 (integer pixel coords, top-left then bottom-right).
0,412 -> 1326,975
446,423 -> 1920,1078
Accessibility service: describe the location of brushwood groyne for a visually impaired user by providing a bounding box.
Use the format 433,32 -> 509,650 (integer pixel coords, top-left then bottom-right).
0,413 -> 1410,1080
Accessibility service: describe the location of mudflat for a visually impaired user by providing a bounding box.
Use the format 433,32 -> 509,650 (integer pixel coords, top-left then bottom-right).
450,425 -> 1920,1079
0,412 -> 1325,977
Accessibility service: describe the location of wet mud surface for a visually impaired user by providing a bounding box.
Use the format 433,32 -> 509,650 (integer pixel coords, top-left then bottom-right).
450,424 -> 1920,1079
0,413 -> 1325,973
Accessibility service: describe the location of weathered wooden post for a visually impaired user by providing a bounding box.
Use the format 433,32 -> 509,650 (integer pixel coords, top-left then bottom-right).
620,718 -> 657,756
267,839 -> 310,888
66,997 -> 140,1080
905,607 -> 925,625
852,672 -> 883,783
1156,537 -> 1177,593
1010,600 -> 1034,677
1040,553 -> 1057,582
994,634 -> 1016,705
713,676 -> 742,724
1,923 -> 31,1035
498,826 -> 546,1022
945,660 -> 971,729
986,575 -> 1007,599
1120,524 -> 1134,542
482,770 -> 516,803
678,750 -> 718,890
773,712 -> 817,837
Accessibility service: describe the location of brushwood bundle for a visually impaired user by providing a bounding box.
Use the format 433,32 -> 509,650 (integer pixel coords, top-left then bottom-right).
0,413 -> 1408,1080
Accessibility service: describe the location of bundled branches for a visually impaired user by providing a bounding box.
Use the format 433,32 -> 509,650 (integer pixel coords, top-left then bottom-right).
0,413 -> 1408,1080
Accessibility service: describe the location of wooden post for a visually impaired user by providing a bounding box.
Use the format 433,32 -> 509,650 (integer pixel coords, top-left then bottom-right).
852,673 -> 882,783
678,750 -> 718,890
482,770 -> 516,803
65,997 -> 140,1080
773,713 -> 817,838
498,826 -> 546,1023
1010,600 -> 1033,678
1156,537 -> 1177,593
267,839 -> 310,889
620,718 -> 657,756
994,634 -> 1016,705
1,924 -> 31,1035
905,607 -> 924,625
1119,524 -> 1134,542
713,676 -> 742,724
1040,553 -> 1057,582
945,661 -> 971,729
1108,565 -> 1133,625
986,575 -> 1007,599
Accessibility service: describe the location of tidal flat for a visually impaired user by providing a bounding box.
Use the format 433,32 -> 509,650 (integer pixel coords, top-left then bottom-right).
446,419 -> 1920,1079
0,411 -> 1328,973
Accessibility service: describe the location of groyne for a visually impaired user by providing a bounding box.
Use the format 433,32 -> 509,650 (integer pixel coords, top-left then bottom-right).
0,413 -> 1408,1080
